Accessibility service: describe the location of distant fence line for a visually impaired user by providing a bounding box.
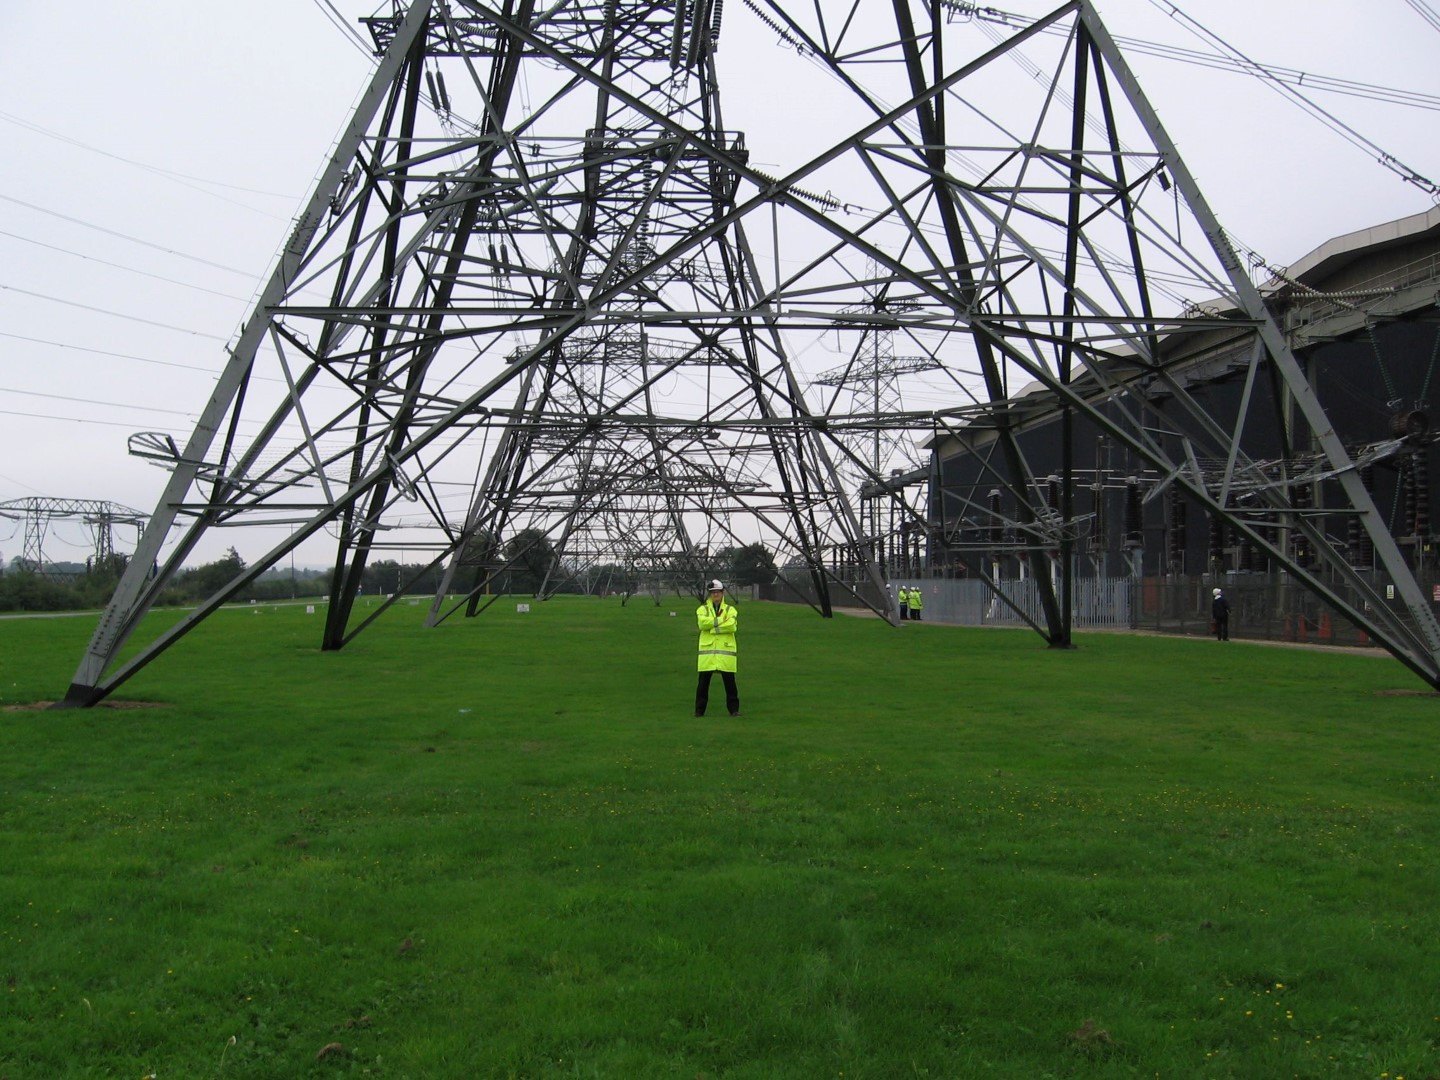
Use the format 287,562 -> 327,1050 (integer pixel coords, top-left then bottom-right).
761,571 -> 1440,649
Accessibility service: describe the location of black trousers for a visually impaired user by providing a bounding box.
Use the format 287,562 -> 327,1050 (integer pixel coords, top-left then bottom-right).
695,670 -> 739,716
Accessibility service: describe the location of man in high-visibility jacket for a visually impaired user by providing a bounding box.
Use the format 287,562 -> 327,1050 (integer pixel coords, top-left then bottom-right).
695,578 -> 740,717
897,584 -> 910,621
908,585 -> 924,622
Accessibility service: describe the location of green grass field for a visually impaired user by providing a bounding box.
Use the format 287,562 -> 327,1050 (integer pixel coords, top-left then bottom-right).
2,596 -> 1437,1078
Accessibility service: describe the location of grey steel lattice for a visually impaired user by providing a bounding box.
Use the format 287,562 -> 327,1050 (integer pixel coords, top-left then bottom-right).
0,497 -> 146,576
58,0 -> 1440,704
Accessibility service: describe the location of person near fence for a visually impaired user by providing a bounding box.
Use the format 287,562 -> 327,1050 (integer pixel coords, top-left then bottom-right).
695,579 -> 740,717
897,584 -> 910,621
908,585 -> 924,622
1211,587 -> 1231,641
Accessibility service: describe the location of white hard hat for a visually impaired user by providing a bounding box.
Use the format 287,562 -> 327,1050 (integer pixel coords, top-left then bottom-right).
707,579 -> 724,591
1212,588 -> 1222,596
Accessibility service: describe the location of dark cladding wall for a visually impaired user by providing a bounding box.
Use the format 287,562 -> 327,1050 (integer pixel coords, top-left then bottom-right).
932,318 -> 1440,579
1312,319 -> 1437,565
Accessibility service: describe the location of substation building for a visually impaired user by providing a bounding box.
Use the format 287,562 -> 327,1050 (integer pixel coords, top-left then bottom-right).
916,206 -> 1440,643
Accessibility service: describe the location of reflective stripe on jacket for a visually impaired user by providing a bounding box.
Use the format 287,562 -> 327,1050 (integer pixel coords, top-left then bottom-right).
696,601 -> 739,672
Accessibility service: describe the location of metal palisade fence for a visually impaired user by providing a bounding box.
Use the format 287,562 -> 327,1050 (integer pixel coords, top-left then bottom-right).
763,570 -> 1438,647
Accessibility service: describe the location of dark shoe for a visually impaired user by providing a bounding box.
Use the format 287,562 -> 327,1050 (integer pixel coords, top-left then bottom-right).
694,712 -> 705,718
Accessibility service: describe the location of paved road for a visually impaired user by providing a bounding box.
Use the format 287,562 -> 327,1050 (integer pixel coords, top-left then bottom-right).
0,598 -> 332,621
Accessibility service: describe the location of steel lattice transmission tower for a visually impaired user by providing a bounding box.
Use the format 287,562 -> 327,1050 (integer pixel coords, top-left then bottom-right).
0,498 -> 146,576
809,275 -> 948,573
60,0 -> 1440,704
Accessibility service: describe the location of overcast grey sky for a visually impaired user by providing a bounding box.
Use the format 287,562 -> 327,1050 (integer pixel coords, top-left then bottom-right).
1,0 -> 1436,569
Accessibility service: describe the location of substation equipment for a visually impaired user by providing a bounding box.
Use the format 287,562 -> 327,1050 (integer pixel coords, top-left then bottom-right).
58,0 -> 1440,704
924,211 -> 1440,642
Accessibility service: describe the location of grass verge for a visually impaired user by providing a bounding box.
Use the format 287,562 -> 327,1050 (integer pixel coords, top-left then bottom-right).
1,595 -> 1437,1077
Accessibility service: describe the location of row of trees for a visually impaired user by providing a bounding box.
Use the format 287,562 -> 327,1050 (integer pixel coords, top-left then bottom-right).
0,539 -> 779,613
475,531 -> 778,595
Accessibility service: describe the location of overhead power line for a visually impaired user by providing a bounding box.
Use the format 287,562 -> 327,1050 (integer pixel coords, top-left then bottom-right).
0,385 -> 197,418
0,229 -> 251,302
0,332 -> 227,377
0,408 -> 184,432
0,194 -> 261,278
1107,33 -> 1440,111
0,284 -> 228,341
0,110 -> 293,219
0,336 -> 313,396
1146,0 -> 1440,197
0,331 -> 291,389
946,2 -> 1440,111
308,0 -> 378,60
1403,0 -> 1440,34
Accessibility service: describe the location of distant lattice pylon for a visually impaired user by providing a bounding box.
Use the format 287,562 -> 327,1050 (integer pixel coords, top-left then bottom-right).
0,498 -> 146,575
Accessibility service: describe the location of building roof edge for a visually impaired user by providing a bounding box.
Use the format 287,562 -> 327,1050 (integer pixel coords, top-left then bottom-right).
1282,204 -> 1440,285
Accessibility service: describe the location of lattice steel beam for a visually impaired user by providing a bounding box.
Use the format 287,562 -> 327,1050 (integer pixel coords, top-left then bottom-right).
57,0 -> 1440,704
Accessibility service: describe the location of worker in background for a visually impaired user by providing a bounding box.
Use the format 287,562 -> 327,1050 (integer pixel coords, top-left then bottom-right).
898,584 -> 910,621
908,584 -> 924,622
695,579 -> 740,717
1211,586 -> 1231,641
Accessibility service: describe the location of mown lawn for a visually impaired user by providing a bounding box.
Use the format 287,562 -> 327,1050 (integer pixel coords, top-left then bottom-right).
1,595 -> 1437,1078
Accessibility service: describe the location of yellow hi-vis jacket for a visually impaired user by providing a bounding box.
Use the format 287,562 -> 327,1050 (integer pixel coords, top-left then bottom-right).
908,587 -> 924,610
696,600 -> 739,672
